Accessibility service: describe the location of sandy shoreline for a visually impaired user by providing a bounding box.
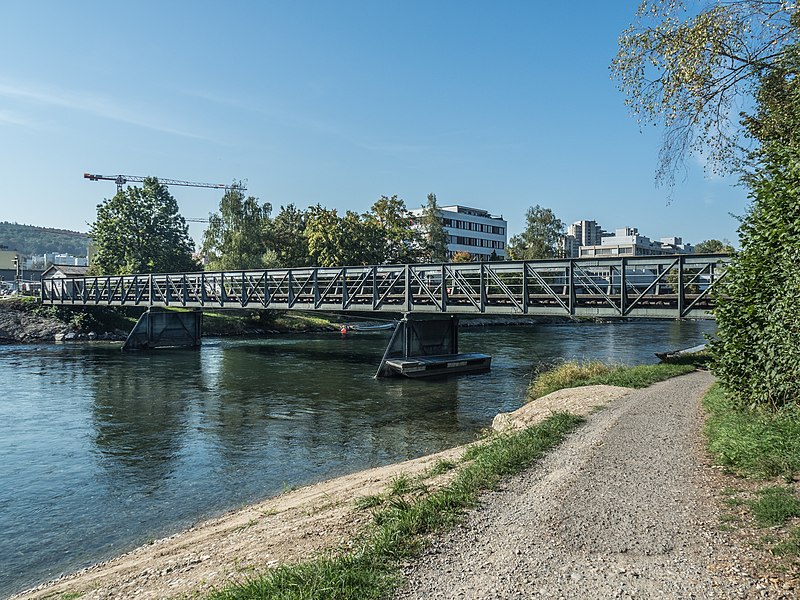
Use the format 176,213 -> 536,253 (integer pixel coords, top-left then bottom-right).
12,385 -> 629,600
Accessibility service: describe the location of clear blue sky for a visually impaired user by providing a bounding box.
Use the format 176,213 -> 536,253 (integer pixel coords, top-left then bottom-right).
0,1 -> 749,249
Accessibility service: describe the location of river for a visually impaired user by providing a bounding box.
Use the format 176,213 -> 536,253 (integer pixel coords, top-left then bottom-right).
0,319 -> 715,597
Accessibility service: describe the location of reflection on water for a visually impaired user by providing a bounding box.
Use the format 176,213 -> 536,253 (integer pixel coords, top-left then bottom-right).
0,320 -> 715,597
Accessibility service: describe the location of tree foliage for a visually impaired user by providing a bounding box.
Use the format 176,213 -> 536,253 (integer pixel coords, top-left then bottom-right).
508,205 -> 564,260
710,146 -> 800,408
201,186 -> 273,271
611,1 -> 799,184
418,193 -> 449,263
365,195 -> 421,264
271,204 -> 310,268
695,238 -> 736,253
89,178 -> 198,275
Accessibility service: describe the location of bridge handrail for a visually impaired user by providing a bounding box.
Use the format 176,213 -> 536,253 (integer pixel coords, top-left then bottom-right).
41,254 -> 731,319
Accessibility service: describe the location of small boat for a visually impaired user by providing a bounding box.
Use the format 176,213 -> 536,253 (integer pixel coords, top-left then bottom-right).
340,322 -> 397,333
383,352 -> 492,378
655,343 -> 706,362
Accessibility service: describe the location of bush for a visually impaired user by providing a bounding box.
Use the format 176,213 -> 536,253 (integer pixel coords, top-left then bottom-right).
710,146 -> 800,408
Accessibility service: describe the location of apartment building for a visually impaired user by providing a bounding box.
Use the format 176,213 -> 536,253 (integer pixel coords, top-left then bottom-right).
578,228 -> 694,257
411,205 -> 507,261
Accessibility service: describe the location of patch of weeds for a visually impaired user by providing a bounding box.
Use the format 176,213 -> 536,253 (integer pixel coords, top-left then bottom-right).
59,593 -> 83,600
388,475 -> 413,497
355,494 -> 385,511
528,361 -> 695,401
387,475 -> 427,498
427,459 -> 457,477
772,526 -> 800,558
749,486 -> 800,527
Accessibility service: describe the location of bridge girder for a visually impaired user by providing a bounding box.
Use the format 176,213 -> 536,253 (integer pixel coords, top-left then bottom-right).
41,255 -> 730,320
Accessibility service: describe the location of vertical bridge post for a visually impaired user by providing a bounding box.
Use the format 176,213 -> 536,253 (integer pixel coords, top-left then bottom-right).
122,308 -> 202,351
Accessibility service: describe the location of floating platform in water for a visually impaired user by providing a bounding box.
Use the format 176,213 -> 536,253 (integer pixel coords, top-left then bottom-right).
383,352 -> 491,378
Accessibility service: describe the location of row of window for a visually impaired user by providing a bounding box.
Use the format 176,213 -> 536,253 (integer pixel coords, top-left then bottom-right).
442,218 -> 505,236
449,236 -> 505,249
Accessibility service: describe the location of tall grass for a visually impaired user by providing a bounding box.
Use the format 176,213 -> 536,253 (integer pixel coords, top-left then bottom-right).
207,412 -> 583,600
703,383 -> 800,479
528,361 -> 696,400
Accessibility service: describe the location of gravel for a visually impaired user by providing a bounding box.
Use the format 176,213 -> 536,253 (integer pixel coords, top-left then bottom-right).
394,371 -> 784,599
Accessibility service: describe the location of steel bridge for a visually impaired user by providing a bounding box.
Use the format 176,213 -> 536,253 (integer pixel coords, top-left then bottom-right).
41,254 -> 729,319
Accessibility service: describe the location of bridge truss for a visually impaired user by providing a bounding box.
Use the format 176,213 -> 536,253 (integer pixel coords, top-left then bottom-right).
41,255 -> 730,319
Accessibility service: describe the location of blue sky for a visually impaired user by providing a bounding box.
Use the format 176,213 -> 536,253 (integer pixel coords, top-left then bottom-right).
0,1 -> 749,249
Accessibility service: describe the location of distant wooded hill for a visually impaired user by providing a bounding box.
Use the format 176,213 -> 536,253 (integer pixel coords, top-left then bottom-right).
0,222 -> 90,256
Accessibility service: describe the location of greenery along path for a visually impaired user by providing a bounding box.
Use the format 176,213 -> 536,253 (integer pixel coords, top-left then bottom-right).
395,371 -> 786,599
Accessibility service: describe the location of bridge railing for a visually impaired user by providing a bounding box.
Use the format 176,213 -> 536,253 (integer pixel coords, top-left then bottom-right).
41,254 -> 730,318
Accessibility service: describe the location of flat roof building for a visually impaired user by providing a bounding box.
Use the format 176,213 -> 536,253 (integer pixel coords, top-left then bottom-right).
411,205 -> 507,261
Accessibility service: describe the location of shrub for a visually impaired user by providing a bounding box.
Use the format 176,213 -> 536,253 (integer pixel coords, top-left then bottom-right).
710,147 -> 800,408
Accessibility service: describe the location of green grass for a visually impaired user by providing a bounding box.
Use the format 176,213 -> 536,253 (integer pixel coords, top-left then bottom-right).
749,487 -> 800,527
703,384 -> 800,479
207,412 -> 584,600
528,361 -> 696,400
772,526 -> 800,557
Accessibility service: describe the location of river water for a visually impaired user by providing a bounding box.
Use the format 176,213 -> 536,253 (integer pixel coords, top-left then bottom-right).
0,320 -> 715,597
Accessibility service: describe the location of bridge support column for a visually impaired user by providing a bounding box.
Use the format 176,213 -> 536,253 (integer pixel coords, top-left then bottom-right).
375,315 -> 490,378
122,308 -> 202,351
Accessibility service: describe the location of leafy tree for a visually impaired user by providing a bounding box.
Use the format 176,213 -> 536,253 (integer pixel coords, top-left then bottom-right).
452,251 -> 472,262
202,186 -> 272,271
507,205 -> 564,260
305,205 -> 345,267
365,195 -> 421,263
89,178 -> 198,275
271,204 -> 310,268
418,193 -> 449,263
695,239 -> 735,254
611,1 -> 798,184
710,146 -> 800,408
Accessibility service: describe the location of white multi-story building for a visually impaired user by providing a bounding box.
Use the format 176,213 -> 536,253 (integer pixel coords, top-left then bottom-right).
578,228 -> 694,257
410,205 -> 507,261
562,220 -> 609,258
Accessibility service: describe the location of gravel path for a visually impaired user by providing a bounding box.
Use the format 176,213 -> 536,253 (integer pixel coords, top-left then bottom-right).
395,371 -> 778,599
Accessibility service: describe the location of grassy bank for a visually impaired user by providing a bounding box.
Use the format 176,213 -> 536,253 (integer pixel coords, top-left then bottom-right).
208,412 -> 584,600
704,384 -> 800,568
527,360 -> 696,401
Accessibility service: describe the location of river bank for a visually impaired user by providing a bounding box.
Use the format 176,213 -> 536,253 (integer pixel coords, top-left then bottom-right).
12,383 -> 631,600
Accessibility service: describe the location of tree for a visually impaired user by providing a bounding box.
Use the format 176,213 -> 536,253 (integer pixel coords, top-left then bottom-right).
452,251 -> 473,262
507,205 -> 564,260
710,146 -> 800,408
271,204 -> 310,268
201,186 -> 272,271
365,195 -> 421,263
694,239 -> 735,254
611,1 -> 798,185
89,177 -> 198,275
418,193 -> 449,263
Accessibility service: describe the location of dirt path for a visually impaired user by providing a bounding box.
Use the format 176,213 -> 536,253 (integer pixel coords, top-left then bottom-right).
394,371 -> 782,599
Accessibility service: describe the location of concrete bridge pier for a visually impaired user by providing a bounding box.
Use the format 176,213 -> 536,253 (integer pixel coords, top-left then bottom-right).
122,308 -> 202,351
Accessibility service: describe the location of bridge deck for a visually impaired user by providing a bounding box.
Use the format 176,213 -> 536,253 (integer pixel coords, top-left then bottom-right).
41,255 -> 729,319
